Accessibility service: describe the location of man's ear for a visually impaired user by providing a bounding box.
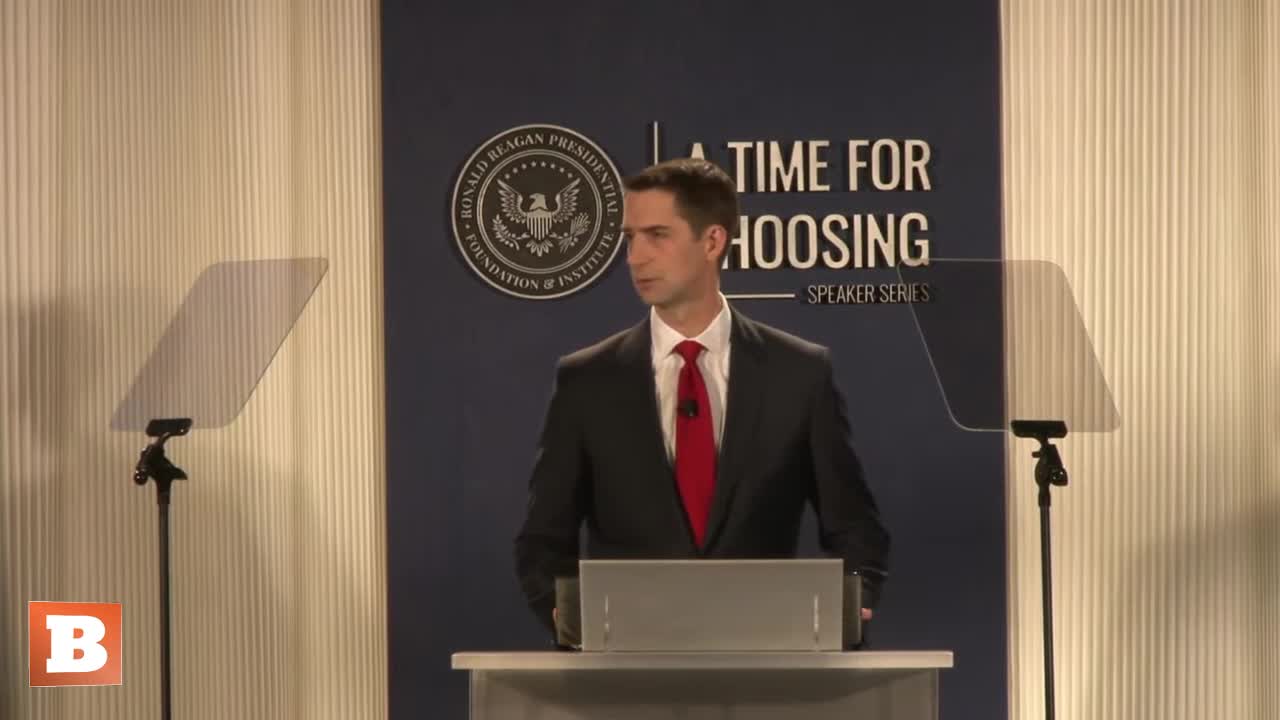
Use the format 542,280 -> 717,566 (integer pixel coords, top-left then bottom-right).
703,224 -> 728,265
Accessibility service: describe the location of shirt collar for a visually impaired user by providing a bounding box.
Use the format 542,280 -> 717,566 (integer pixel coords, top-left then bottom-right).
650,293 -> 733,366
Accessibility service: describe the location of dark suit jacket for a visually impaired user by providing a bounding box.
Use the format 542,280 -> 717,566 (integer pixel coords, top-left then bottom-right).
514,306 -> 890,634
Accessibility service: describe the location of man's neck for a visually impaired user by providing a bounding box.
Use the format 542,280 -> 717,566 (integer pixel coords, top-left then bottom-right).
655,291 -> 724,338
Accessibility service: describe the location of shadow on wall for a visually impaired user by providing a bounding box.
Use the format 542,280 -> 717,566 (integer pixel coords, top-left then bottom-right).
0,297 -> 80,718
1264,359 -> 1280,717
1084,496 -> 1280,720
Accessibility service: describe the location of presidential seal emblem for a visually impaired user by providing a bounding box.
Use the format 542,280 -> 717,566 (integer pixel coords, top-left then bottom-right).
451,124 -> 624,299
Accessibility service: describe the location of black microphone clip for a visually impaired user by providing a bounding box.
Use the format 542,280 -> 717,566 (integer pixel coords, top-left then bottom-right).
678,398 -> 699,418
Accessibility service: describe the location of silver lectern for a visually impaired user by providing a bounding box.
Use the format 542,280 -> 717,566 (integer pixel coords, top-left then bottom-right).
452,559 -> 953,719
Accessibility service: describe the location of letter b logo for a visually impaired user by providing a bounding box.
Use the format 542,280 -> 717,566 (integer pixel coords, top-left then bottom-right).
29,602 -> 122,687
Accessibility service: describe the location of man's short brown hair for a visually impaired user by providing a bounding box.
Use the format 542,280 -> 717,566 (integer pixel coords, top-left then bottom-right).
623,158 -> 740,238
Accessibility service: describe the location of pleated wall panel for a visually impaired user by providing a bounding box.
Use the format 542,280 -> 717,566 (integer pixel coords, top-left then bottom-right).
1001,1 -> 1280,719
0,0 -> 386,718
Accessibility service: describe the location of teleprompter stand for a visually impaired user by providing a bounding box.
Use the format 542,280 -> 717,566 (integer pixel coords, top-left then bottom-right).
112,259 -> 329,719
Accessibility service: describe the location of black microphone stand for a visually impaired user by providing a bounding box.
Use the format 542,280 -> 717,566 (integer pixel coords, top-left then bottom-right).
132,418 -> 192,720
1011,419 -> 1069,720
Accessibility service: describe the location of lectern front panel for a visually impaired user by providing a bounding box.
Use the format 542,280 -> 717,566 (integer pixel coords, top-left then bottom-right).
578,559 -> 843,652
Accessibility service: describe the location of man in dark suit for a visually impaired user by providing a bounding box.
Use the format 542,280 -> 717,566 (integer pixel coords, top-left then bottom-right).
514,158 -> 889,640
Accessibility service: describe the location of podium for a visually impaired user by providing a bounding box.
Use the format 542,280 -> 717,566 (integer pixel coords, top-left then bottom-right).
452,560 -> 952,719
452,650 -> 952,720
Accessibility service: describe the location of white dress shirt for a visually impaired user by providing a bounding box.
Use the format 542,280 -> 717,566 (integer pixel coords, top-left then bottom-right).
650,295 -> 732,462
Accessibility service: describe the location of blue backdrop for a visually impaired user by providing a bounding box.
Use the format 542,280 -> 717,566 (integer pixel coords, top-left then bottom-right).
382,2 -> 1006,718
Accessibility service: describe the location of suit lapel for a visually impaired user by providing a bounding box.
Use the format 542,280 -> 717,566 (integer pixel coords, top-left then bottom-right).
616,319 -> 668,465
615,319 -> 691,539
703,308 -> 766,551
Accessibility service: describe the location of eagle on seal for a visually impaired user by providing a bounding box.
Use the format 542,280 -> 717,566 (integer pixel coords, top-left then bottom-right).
496,177 -> 582,242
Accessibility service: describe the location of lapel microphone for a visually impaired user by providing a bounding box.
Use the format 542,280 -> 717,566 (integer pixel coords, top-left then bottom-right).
678,398 -> 699,418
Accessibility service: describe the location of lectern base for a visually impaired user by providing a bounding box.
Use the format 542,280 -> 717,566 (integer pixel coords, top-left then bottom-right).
454,652 -> 951,720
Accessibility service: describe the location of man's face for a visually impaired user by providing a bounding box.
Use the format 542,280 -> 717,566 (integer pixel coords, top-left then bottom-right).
623,189 -> 718,308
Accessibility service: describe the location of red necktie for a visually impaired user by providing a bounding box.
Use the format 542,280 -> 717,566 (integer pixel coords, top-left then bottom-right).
674,340 -> 716,547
